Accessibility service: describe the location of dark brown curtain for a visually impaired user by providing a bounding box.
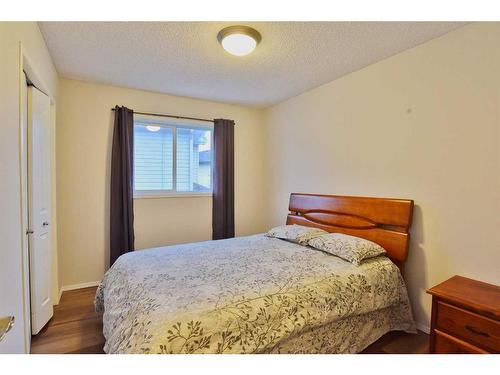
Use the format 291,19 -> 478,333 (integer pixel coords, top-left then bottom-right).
110,106 -> 135,265
212,118 -> 235,240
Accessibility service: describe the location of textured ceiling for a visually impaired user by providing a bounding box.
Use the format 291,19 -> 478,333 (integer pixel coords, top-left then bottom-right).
39,22 -> 467,107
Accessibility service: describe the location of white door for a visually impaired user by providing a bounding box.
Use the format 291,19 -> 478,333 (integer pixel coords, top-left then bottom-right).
27,86 -> 53,335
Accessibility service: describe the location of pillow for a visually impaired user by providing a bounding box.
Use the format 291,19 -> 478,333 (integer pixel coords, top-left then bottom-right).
266,224 -> 327,245
308,233 -> 386,265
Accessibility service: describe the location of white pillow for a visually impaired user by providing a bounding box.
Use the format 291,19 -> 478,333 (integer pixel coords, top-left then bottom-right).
266,224 -> 327,245
308,233 -> 386,265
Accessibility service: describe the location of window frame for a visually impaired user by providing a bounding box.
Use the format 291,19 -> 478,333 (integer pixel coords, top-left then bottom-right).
133,114 -> 214,199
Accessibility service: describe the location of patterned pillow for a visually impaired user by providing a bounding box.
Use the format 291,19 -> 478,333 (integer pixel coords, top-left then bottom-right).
308,233 -> 386,265
266,224 -> 327,245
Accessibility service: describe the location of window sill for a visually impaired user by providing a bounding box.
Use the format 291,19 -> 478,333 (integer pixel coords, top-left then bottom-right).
133,193 -> 213,200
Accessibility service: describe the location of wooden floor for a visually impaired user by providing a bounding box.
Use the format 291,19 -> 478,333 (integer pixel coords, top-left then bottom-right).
31,286 -> 429,354
31,287 -> 105,354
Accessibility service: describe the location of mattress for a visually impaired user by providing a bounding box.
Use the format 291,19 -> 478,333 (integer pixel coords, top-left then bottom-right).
95,234 -> 415,353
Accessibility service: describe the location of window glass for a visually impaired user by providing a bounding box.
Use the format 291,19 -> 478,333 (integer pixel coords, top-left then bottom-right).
133,119 -> 212,196
176,127 -> 212,192
134,124 -> 173,191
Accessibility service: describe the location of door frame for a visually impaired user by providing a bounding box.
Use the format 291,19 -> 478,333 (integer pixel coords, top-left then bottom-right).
18,43 -> 58,353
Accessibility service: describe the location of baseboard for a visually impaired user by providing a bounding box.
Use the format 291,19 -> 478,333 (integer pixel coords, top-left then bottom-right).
60,281 -> 101,292
415,320 -> 430,334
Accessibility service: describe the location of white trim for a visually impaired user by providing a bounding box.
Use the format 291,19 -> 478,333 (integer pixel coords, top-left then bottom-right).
134,193 -> 213,199
172,123 -> 177,193
57,288 -> 63,305
60,281 -> 101,292
415,320 -> 430,334
18,49 -> 31,354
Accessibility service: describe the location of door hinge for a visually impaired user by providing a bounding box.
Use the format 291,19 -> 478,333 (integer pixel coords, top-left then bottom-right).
26,229 -> 34,235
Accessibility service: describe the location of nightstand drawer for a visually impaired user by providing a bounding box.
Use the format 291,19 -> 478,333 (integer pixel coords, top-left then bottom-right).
434,330 -> 488,354
436,301 -> 500,352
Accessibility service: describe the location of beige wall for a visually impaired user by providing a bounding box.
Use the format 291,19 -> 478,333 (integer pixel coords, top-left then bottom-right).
263,23 -> 500,331
0,22 -> 58,353
56,79 -> 267,287
134,197 -> 212,250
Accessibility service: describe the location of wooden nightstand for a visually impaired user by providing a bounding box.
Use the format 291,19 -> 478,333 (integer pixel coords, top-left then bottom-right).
427,275 -> 500,353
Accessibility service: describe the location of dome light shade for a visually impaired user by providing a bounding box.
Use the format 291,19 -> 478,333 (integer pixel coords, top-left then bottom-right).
221,34 -> 256,56
217,26 -> 261,56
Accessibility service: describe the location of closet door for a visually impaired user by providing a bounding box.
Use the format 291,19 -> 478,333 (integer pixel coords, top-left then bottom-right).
28,86 -> 53,335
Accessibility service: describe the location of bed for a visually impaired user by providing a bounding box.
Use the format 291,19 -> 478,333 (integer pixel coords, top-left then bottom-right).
95,193 -> 416,353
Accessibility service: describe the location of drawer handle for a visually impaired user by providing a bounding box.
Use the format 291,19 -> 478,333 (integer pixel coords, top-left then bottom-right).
465,325 -> 489,337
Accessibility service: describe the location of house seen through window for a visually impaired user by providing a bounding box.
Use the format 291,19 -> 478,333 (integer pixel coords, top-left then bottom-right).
133,116 -> 213,196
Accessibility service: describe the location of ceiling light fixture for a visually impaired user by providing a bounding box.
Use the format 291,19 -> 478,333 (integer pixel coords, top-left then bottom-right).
217,26 -> 262,56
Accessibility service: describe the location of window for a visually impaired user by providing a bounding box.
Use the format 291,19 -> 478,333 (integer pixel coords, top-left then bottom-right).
133,116 -> 213,197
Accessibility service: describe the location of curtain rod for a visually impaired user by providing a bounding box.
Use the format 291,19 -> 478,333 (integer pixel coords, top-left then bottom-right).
111,108 -> 214,123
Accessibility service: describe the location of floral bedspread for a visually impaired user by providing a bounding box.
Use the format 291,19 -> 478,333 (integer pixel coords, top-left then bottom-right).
95,234 -> 415,353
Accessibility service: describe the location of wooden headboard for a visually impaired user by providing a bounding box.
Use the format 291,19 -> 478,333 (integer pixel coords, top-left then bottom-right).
286,193 -> 414,273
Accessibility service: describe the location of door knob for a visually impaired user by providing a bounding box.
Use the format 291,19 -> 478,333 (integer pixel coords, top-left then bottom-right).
0,316 -> 14,343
